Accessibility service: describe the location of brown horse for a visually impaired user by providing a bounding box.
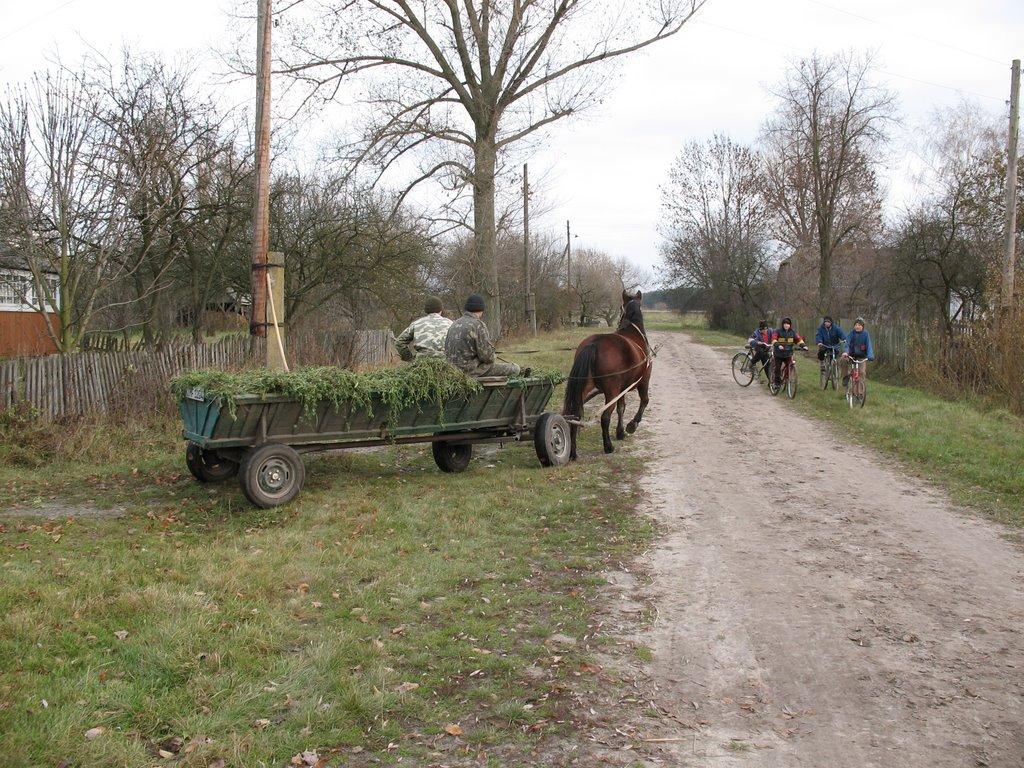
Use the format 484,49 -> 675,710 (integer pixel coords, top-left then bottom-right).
562,290 -> 652,458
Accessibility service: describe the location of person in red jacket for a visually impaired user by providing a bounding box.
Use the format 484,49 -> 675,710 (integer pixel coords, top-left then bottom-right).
770,317 -> 807,388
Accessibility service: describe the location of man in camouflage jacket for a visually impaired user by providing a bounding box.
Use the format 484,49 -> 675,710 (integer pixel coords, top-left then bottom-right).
444,294 -> 521,377
395,296 -> 452,361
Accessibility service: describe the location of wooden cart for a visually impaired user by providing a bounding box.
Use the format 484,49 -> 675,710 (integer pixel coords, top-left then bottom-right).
177,376 -> 570,507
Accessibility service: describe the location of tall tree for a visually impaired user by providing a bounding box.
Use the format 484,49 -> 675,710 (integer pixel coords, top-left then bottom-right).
761,52 -> 894,311
0,72 -> 135,351
277,0 -> 706,335
660,134 -> 774,326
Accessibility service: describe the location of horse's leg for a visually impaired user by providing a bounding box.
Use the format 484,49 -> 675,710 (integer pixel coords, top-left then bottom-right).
626,378 -> 650,434
615,398 -> 626,440
569,423 -> 578,461
600,388 -> 617,454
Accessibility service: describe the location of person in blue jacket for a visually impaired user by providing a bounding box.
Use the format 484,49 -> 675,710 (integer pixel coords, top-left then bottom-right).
814,316 -> 846,373
842,316 -> 874,387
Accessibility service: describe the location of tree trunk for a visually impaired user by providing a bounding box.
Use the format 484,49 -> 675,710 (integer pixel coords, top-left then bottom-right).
473,137 -> 501,338
818,235 -> 832,312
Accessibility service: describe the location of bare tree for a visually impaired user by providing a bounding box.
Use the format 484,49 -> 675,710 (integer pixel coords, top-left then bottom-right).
660,134 -> 774,327
761,52 -> 894,311
276,0 -> 706,335
0,71 -> 135,352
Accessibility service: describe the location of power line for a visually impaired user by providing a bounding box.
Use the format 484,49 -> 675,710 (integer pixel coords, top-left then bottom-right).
693,18 -> 1005,103
803,0 -> 1006,67
0,0 -> 80,45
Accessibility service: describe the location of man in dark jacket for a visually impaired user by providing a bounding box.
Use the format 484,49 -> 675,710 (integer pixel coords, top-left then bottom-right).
814,316 -> 846,372
748,320 -> 773,372
444,294 -> 521,378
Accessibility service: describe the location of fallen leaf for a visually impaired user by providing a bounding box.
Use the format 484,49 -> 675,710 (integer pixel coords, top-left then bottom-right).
396,681 -> 420,693
297,583 -> 310,594
85,726 -> 105,740
254,718 -> 270,729
114,630 -> 129,641
158,749 -> 175,758
311,601 -> 323,609
444,723 -> 463,737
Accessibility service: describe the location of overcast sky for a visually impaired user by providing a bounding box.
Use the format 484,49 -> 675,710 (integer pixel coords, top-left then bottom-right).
1,0 -> 1021,282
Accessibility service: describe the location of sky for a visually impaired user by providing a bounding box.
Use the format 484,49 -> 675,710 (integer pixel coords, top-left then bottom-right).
1,0 -> 1022,282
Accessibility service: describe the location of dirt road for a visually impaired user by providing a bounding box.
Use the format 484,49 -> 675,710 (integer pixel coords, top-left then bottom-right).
612,331 -> 1024,767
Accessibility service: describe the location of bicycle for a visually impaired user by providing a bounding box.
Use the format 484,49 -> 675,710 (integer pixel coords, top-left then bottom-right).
768,353 -> 799,399
819,344 -> 841,391
845,357 -> 867,408
731,342 -> 771,387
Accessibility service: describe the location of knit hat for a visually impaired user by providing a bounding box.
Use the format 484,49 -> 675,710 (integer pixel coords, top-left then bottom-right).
854,316 -> 866,327
424,295 -> 443,314
823,315 -> 833,324
781,316 -> 792,326
464,293 -> 486,312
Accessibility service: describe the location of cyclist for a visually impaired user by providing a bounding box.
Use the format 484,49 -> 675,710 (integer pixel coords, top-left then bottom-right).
747,320 -> 773,375
814,315 -> 846,374
842,316 -> 874,387
771,317 -> 808,388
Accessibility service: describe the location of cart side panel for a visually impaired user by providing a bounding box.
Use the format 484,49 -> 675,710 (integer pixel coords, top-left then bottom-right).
180,398 -> 221,441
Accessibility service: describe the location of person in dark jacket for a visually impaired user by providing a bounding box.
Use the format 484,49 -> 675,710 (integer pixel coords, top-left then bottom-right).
770,317 -> 807,388
747,320 -> 773,373
444,293 -> 521,378
814,316 -> 846,372
842,316 -> 874,386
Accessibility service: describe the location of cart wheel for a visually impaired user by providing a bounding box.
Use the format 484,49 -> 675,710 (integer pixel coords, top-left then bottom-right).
238,444 -> 305,508
186,443 -> 239,483
534,412 -> 571,468
432,440 -> 473,473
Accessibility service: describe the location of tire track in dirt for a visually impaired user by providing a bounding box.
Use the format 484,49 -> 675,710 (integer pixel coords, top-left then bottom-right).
620,331 -> 1024,767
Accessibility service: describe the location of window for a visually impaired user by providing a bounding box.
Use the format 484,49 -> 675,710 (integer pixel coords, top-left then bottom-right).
0,270 -> 57,311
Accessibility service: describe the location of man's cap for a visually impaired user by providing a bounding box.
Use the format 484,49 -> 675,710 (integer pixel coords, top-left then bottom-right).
464,294 -> 486,312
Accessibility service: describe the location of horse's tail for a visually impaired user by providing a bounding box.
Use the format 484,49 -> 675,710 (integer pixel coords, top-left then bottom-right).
563,341 -> 598,418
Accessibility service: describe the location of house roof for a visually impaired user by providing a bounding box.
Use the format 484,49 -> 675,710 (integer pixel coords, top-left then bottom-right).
0,244 -> 59,276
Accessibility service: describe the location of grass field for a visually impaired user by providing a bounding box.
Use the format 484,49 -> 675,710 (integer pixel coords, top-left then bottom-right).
0,329 -> 653,767
664,315 -> 1024,529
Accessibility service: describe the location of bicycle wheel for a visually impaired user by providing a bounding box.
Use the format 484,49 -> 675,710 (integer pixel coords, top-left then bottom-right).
786,364 -> 798,399
819,360 -> 828,390
827,359 -> 839,390
732,352 -> 755,387
854,377 -> 867,408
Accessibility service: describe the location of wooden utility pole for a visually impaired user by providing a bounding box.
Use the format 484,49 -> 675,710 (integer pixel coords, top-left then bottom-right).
1001,58 -> 1020,312
565,219 -> 572,324
249,0 -> 272,342
523,164 -> 536,334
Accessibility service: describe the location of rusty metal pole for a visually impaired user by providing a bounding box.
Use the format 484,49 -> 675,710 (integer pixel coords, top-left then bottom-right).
249,0 -> 272,344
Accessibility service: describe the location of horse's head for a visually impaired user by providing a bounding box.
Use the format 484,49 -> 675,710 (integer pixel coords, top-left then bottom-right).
621,289 -> 642,307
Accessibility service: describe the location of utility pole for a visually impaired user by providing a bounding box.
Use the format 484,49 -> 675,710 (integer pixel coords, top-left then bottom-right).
249,0 -> 272,345
523,164 -> 536,334
565,219 -> 572,324
1001,58 -> 1020,313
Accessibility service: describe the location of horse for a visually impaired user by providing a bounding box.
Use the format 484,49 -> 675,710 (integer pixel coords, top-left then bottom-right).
562,290 -> 653,459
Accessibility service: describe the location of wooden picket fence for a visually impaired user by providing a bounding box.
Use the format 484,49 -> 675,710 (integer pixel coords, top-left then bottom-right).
0,330 -> 396,420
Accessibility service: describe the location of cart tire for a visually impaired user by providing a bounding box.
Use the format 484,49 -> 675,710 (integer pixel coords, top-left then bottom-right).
186,443 -> 239,483
534,412 -> 572,468
432,440 -> 473,473
238,444 -> 305,508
